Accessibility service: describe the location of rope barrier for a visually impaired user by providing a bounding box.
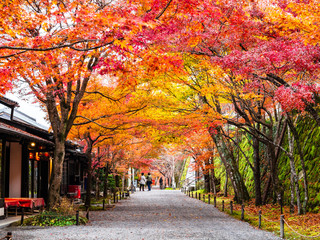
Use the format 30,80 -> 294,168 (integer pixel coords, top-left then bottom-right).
283,218 -> 320,239
260,215 -> 279,223
188,192 -> 320,239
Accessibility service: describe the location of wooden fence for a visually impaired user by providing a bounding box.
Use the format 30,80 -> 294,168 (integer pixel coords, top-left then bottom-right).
183,190 -> 320,239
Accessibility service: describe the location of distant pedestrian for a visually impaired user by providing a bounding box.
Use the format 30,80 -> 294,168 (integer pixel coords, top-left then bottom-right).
146,173 -> 152,191
139,173 -> 146,191
159,177 -> 163,190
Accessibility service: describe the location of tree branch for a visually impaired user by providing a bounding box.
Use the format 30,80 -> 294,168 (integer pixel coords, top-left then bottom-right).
155,0 -> 173,19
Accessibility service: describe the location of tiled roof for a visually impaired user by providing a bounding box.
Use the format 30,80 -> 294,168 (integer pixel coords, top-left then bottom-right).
0,108 -> 49,131
0,96 -> 19,108
0,122 -> 53,146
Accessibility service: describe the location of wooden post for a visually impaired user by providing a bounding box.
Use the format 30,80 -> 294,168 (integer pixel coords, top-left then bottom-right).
192,192 -> 193,198
5,232 -> 12,240
214,196 -> 216,207
230,201 -> 233,214
117,194 -> 119,203
258,210 -> 262,228
280,215 -> 285,239
222,200 -> 224,211
203,194 -> 205,202
198,193 -> 201,201
208,195 -> 210,204
241,204 -> 244,220
20,208 -> 24,225
113,192 -> 116,203
76,210 -> 79,225
103,199 -> 105,210
195,192 -> 197,199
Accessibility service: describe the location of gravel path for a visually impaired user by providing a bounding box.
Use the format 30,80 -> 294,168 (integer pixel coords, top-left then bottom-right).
1,190 -> 281,240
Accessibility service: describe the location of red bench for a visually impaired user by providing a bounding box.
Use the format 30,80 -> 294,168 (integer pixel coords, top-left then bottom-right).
5,198 -> 45,216
4,199 -> 20,217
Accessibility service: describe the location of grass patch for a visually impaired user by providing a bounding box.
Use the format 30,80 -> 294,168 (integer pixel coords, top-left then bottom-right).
21,211 -> 88,227
188,192 -> 320,239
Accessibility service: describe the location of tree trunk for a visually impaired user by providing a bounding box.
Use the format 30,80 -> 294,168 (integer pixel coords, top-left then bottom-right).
47,139 -> 65,209
211,129 -> 250,203
122,175 -> 125,192
210,168 -> 216,195
287,117 -> 308,214
253,136 -> 262,206
204,158 -> 210,192
288,125 -> 302,214
266,142 -> 281,204
204,173 -> 210,192
85,138 -> 93,207
224,171 -> 228,197
85,154 -> 92,207
103,165 -> 109,198
262,175 -> 272,204
290,172 -> 295,214
96,179 -> 99,199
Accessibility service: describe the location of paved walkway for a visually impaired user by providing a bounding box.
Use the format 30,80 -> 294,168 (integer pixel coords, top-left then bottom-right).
1,190 -> 280,240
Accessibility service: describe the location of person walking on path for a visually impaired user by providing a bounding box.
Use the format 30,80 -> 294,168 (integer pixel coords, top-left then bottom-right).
159,177 -> 163,189
139,173 -> 146,191
146,173 -> 152,191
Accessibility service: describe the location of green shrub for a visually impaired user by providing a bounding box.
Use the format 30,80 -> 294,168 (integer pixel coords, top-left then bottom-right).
22,211 -> 88,227
22,197 -> 88,227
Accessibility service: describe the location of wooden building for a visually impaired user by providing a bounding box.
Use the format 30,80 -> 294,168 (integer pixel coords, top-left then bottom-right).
0,96 -> 88,207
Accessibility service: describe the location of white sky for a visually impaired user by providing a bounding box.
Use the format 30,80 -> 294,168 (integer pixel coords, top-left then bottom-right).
5,92 -> 50,128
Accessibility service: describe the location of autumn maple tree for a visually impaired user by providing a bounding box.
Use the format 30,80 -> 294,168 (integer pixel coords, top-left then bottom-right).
69,76 -> 153,205
0,0 -> 159,208
118,0 -> 320,211
1,0 -> 320,219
